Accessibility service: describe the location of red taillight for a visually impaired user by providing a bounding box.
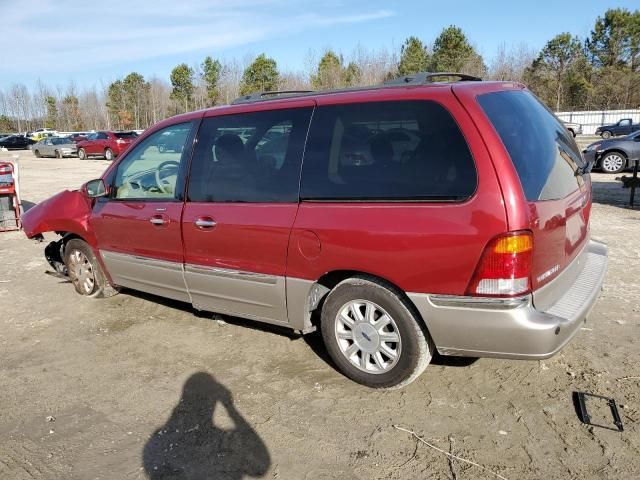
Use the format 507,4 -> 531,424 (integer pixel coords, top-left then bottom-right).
116,139 -> 125,144
466,231 -> 533,297
0,164 -> 12,174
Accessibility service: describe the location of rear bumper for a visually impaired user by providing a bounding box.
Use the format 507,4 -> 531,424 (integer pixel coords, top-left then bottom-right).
408,239 -> 608,359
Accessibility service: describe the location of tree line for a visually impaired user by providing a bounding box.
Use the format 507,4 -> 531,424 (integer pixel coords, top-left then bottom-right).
0,7 -> 638,133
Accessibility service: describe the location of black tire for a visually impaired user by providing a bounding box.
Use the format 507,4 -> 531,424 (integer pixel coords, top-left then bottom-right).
320,276 -> 433,388
34,149 -> 41,158
104,148 -> 114,160
601,130 -> 612,139
158,144 -> 165,153
63,239 -> 118,298
55,149 -> 62,159
78,148 -> 86,160
600,151 -> 627,174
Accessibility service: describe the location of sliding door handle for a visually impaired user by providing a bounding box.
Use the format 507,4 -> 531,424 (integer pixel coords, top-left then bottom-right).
194,217 -> 217,229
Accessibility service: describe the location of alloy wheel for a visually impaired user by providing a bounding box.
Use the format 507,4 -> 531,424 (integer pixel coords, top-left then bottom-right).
602,154 -> 624,173
67,249 -> 96,295
334,299 -> 401,374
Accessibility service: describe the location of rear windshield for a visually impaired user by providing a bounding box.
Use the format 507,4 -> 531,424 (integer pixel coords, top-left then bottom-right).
478,90 -> 583,201
115,132 -> 138,139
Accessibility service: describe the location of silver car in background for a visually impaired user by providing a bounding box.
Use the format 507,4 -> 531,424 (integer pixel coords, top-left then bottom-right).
32,137 -> 78,158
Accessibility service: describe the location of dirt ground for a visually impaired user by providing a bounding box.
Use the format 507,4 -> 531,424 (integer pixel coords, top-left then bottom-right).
0,147 -> 638,480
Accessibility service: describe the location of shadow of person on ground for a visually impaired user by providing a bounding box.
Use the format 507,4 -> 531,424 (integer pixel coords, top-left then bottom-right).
143,372 -> 270,480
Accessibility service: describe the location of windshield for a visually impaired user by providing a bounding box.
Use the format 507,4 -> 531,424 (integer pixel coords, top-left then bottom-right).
115,132 -> 138,139
52,137 -> 69,145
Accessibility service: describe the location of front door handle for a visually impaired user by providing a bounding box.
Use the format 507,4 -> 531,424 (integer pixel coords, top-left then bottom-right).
194,217 -> 217,229
149,215 -> 168,226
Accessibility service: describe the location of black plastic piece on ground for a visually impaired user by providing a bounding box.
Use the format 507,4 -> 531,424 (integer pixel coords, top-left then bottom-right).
573,391 -> 624,432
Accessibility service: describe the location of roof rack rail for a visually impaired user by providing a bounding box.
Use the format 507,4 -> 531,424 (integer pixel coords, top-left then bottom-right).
384,72 -> 482,86
231,90 -> 315,105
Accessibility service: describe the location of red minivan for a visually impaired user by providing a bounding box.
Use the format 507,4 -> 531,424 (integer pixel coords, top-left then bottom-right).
22,74 -> 608,388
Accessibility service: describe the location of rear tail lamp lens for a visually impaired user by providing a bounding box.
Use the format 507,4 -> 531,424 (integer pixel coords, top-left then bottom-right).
466,231 -> 533,297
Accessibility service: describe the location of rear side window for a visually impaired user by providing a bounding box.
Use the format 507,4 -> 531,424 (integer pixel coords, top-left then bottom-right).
115,132 -> 138,138
188,108 -> 312,202
478,90 -> 583,201
300,101 -> 476,201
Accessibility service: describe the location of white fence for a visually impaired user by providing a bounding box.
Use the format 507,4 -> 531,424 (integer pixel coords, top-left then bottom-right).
555,109 -> 640,135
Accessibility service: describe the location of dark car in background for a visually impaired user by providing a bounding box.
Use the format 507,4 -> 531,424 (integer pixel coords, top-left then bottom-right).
595,118 -> 640,139
583,130 -> 640,173
76,131 -> 138,160
0,135 -> 36,150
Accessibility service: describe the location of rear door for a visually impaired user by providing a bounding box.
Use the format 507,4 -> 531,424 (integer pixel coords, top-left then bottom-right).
91,121 -> 196,301
475,89 -> 589,292
84,133 -> 99,155
182,102 -> 313,324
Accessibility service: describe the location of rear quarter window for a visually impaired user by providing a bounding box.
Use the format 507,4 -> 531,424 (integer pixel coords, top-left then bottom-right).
300,100 -> 476,201
477,90 -> 583,201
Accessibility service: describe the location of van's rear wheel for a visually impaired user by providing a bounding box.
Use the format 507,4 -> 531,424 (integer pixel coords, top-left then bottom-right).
64,239 -> 118,298
320,276 -> 433,388
104,148 -> 114,160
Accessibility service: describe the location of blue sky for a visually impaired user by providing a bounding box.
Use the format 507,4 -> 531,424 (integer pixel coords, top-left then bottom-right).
3,0 -> 638,90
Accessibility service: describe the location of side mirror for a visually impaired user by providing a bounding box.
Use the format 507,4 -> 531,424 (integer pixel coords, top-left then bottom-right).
84,178 -> 107,198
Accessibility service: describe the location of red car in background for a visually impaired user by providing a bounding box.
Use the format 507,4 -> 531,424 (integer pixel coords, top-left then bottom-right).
77,131 -> 138,160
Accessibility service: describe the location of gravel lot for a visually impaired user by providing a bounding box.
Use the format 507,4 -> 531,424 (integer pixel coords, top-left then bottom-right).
0,147 -> 639,480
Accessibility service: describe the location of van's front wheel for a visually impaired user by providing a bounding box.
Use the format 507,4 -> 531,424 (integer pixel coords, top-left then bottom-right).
320,276 -> 433,388
64,239 -> 118,298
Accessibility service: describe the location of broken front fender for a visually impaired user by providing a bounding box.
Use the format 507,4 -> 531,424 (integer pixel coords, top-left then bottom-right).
21,190 -> 96,246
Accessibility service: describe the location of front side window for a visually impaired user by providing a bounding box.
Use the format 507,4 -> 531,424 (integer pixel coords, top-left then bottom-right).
300,100 -> 477,201
112,122 -> 192,200
188,108 -> 312,203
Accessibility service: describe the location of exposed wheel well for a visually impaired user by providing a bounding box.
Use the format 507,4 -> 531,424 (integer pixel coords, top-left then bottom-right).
311,270 -> 428,334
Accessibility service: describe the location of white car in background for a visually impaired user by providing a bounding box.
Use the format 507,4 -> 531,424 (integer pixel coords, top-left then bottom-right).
562,121 -> 583,137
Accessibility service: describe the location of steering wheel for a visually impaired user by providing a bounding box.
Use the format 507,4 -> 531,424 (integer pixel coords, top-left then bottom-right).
155,160 -> 180,194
